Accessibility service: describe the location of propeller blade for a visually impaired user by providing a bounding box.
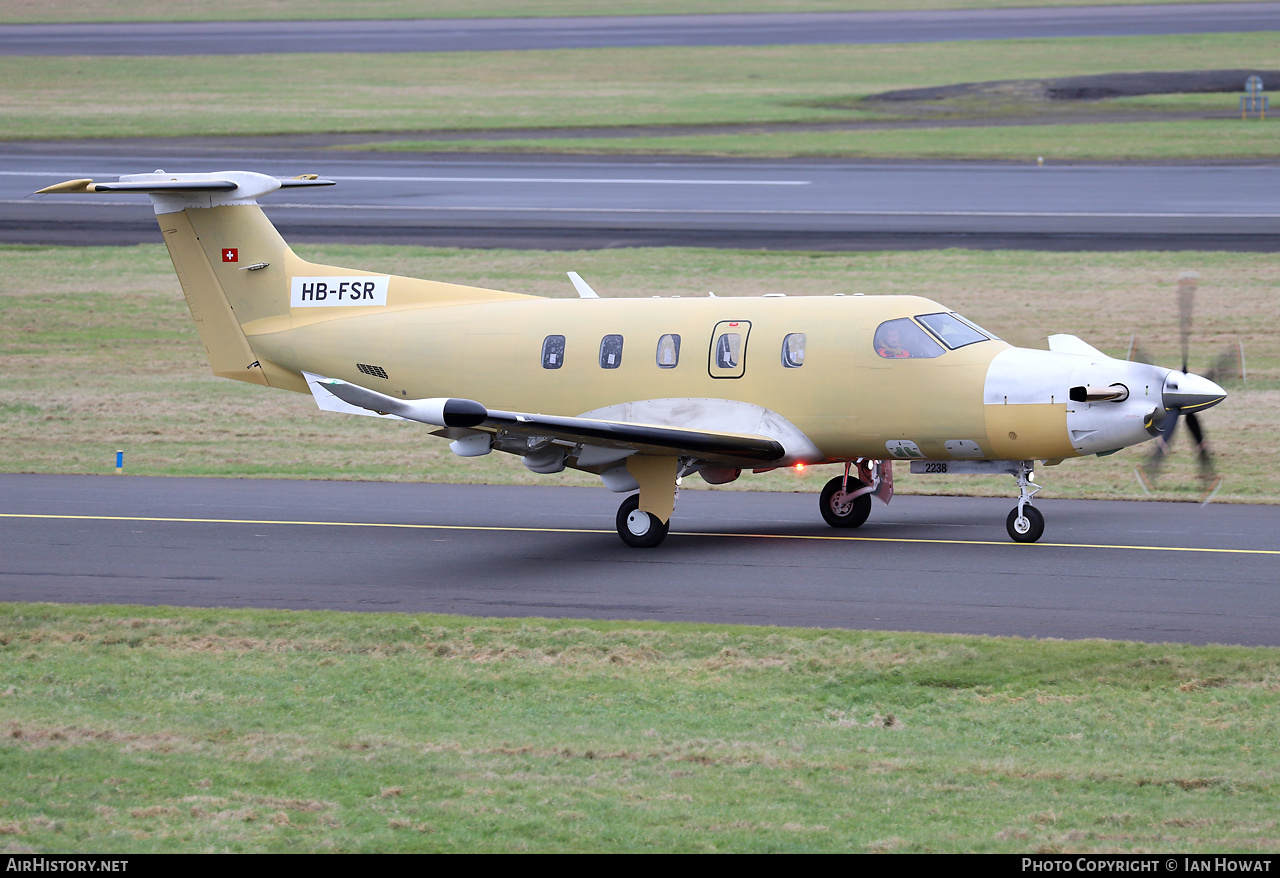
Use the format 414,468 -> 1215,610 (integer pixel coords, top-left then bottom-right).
1141,409 -> 1180,482
1128,341 -> 1157,366
1184,411 -> 1217,483
1133,272 -> 1228,497
1203,343 -> 1243,384
1177,271 -> 1197,374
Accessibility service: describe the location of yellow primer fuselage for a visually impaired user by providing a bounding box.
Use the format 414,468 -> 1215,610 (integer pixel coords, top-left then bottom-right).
251,293 -> 1072,463
157,201 -> 1079,466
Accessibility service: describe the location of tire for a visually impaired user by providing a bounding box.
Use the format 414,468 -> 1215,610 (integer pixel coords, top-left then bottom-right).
819,475 -> 872,528
1006,505 -> 1045,543
616,494 -> 670,548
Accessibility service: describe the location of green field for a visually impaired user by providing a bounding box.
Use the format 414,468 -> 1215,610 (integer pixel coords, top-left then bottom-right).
0,0 -> 1239,24
371,118 -> 1280,161
2,603 -> 1277,853
2,33 -> 1276,160
1,243 -> 1273,502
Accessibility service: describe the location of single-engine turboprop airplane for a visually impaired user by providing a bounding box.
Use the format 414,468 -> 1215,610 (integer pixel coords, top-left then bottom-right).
36,170 -> 1228,547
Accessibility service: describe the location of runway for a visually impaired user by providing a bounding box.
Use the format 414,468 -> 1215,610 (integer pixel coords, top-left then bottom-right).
9,151 -> 1280,251
4,4 -> 1279,55
1,474 -> 1276,647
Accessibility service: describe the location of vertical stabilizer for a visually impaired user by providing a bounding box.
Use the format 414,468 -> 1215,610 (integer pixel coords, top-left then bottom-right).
160,206 -> 276,386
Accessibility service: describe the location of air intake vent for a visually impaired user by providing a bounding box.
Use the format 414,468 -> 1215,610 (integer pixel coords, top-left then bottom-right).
357,363 -> 389,379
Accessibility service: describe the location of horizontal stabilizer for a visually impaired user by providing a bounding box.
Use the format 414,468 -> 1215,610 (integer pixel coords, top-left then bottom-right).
318,378 -> 487,428
35,171 -> 334,199
36,179 -> 237,194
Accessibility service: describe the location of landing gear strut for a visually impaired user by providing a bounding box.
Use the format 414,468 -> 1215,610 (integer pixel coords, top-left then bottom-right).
1006,460 -> 1044,543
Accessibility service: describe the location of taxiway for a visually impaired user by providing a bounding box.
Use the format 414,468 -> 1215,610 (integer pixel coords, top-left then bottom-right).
2,474 -> 1275,646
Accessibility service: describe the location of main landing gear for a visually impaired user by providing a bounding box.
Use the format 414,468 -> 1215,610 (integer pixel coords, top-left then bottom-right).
820,474 -> 872,528
616,494 -> 670,548
614,455 -> 679,548
818,459 -> 886,530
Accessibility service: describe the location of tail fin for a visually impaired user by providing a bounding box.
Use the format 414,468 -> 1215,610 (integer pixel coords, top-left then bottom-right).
37,171 -> 529,393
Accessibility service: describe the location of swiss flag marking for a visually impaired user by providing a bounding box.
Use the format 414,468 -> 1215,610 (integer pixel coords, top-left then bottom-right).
222,248 -> 238,263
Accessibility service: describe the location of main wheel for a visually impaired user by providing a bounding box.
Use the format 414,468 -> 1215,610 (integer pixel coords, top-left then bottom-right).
1006,505 -> 1045,543
616,494 -> 670,548
820,475 -> 872,528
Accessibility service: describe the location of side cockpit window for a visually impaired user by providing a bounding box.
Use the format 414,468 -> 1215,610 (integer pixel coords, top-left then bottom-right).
915,312 -> 990,350
874,318 -> 943,359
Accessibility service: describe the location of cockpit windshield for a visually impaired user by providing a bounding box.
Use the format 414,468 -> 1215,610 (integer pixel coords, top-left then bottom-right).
953,313 -> 1000,341
914,312 -> 991,350
874,318 -> 944,359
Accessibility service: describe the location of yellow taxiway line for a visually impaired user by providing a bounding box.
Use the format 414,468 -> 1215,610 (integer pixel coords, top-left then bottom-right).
2,512 -> 1277,555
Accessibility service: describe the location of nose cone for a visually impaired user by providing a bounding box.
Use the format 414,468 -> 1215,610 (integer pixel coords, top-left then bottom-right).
1163,371 -> 1227,413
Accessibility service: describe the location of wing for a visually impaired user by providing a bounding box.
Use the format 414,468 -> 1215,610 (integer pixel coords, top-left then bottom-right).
307,374 -> 785,467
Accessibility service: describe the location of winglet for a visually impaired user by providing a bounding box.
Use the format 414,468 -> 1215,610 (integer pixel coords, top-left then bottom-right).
567,271 -> 600,299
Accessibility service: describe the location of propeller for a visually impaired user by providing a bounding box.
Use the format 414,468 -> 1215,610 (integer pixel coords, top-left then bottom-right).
1132,272 -> 1233,497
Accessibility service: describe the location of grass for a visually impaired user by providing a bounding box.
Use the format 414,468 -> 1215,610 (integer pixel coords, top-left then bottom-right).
2,602 -> 1278,852
0,243 -> 1275,502
2,33 -> 1277,161
0,0 -> 1239,25
371,118 -> 1280,161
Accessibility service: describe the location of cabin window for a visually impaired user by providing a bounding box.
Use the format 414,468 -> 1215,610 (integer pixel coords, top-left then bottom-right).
709,320 -> 750,378
656,334 -> 681,369
600,334 -> 624,369
715,333 -> 741,368
874,318 -> 943,360
542,335 -> 565,369
781,333 -> 806,368
915,312 -> 989,350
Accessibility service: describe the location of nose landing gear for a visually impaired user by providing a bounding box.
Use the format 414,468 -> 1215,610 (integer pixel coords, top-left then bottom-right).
1006,461 -> 1044,543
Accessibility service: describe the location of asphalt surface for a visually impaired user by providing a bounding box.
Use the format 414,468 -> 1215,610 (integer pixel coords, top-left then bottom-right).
4,4 -> 1280,55
10,151 -> 1280,251
2,474 -> 1275,646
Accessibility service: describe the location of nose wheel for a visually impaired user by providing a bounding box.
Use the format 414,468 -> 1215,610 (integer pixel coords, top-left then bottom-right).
1006,505 -> 1044,543
616,494 -> 670,548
